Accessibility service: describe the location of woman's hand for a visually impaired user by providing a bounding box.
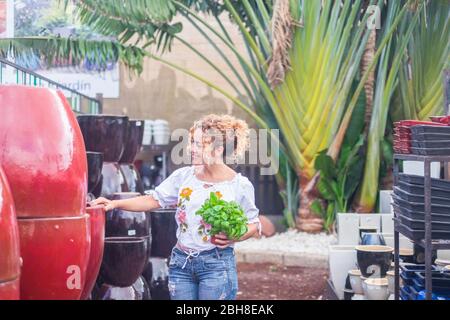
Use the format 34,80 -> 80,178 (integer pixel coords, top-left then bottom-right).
212,232 -> 235,249
90,197 -> 116,211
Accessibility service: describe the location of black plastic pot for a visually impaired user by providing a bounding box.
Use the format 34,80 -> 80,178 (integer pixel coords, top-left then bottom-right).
77,115 -> 129,162
415,272 -> 450,289
399,214 -> 450,231
394,187 -> 450,207
356,245 -> 393,278
411,125 -> 450,135
100,237 -> 148,287
394,218 -> 450,240
392,204 -> 450,224
392,194 -> 450,215
106,192 -> 151,238
411,147 -> 450,156
147,257 -> 170,300
398,174 -> 450,190
151,209 -> 178,258
87,152 -> 103,194
119,120 -> 144,164
120,164 -> 145,194
411,140 -> 450,149
412,133 -> 450,142
397,181 -> 450,199
100,163 -> 129,198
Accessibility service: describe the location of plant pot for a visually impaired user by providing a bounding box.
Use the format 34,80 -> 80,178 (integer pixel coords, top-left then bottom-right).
348,270 -> 363,295
100,163 -> 129,198
356,245 -> 393,278
87,152 -> 103,195
120,164 -> 145,194
100,237 -> 148,287
364,278 -> 390,300
386,271 -> 395,294
0,85 -> 87,218
105,192 -> 151,238
119,120 -> 144,164
18,215 -> 91,300
148,257 -> 170,300
91,175 -> 103,199
77,115 -> 129,162
360,233 -> 386,246
94,276 -> 151,300
80,205 -> 105,300
0,277 -> 20,300
151,209 -> 178,258
0,167 -> 20,283
328,245 -> 358,300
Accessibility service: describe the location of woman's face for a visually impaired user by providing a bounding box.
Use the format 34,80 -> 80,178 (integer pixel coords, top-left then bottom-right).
191,129 -> 223,165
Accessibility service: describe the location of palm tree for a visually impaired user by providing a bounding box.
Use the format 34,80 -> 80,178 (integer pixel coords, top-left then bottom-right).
0,0 -> 427,232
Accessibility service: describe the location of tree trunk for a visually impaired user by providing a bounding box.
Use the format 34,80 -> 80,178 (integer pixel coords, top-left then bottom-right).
296,172 -> 324,233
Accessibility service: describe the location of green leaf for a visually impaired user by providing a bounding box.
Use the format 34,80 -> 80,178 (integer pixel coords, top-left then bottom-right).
311,200 -> 325,218
317,179 -> 337,201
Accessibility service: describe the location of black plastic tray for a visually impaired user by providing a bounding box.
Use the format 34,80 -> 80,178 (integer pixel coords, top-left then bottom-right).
394,187 -> 450,206
399,214 -> 450,231
400,271 -> 416,286
392,203 -> 450,223
392,194 -> 450,215
396,181 -> 450,199
411,147 -> 450,156
412,133 -> 450,141
398,174 -> 450,191
411,140 -> 450,149
415,272 -> 450,288
412,277 -> 450,296
411,125 -> 450,135
394,218 -> 450,240
400,264 -> 438,278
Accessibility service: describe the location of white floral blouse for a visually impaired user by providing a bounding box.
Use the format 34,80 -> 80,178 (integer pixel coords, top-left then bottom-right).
148,166 -> 261,252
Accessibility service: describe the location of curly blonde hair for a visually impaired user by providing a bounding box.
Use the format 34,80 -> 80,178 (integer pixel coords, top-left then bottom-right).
189,114 -> 250,162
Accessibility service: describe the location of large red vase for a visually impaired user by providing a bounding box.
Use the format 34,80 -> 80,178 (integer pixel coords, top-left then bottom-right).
0,166 -> 20,299
0,278 -> 20,300
80,205 -> 105,300
0,85 -> 87,218
18,215 -> 91,300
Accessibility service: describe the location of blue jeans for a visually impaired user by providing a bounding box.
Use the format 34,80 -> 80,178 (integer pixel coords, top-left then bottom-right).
168,246 -> 238,300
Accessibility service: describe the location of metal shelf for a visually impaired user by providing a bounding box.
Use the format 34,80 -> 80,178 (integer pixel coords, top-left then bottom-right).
393,154 -> 450,301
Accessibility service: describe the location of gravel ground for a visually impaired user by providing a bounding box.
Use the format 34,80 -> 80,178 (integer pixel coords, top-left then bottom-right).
236,263 -> 328,300
235,229 -> 338,256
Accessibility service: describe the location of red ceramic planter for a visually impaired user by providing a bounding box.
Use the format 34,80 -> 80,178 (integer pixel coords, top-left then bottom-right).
80,205 -> 105,300
0,278 -> 20,300
0,86 -> 87,218
0,167 -> 21,283
18,215 -> 91,300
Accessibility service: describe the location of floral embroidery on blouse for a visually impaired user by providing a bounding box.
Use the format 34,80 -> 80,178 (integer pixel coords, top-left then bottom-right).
177,187 -> 192,232
198,219 -> 212,242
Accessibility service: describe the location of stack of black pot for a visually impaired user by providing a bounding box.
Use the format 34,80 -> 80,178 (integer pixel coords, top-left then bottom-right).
142,208 -> 178,300
77,115 -> 152,300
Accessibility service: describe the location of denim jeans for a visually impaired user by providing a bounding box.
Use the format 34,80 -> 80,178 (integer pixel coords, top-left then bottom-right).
168,246 -> 238,300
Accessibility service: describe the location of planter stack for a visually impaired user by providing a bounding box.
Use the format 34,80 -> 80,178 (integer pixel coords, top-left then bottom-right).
0,85 -> 91,300
394,120 -> 446,154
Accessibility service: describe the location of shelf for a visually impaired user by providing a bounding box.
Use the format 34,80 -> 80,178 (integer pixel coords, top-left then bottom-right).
394,153 -> 450,162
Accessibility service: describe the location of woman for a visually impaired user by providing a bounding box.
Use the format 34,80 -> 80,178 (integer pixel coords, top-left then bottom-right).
92,114 -> 261,300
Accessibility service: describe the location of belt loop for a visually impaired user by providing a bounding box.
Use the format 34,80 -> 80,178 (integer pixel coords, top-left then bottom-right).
215,247 -> 221,259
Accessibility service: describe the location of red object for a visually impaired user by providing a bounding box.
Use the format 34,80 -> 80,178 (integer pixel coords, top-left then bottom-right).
394,120 -> 446,127
18,215 -> 91,300
80,205 -> 105,300
0,278 -> 20,300
430,116 -> 450,125
0,85 -> 87,218
0,166 -> 21,283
